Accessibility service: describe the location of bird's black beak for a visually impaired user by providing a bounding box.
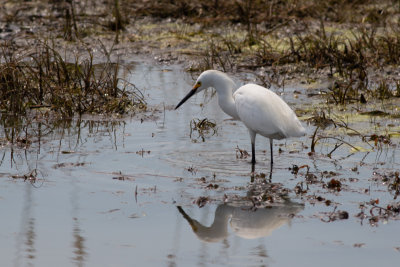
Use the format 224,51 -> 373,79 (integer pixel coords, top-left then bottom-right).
175,84 -> 200,110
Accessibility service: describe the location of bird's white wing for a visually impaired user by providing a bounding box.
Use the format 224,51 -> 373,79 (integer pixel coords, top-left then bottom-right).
234,84 -> 305,139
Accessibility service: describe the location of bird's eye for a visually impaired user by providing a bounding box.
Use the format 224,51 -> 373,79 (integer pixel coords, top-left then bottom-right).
193,81 -> 201,89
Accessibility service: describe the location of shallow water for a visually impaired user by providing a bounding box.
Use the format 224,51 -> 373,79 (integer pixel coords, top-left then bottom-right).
1,61 -> 400,267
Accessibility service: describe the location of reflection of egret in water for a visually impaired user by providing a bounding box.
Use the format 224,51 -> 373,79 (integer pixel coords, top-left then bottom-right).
14,183 -> 36,266
70,169 -> 88,267
177,200 -> 303,243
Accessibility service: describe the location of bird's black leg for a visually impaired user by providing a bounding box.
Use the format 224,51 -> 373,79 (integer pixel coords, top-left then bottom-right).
270,138 -> 273,168
251,141 -> 256,165
268,168 -> 272,182
250,163 -> 255,182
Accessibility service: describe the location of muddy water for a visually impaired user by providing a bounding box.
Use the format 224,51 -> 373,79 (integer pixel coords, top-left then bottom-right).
1,61 -> 400,267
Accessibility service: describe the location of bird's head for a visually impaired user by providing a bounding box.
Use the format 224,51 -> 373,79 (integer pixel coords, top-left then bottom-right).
175,71 -> 213,110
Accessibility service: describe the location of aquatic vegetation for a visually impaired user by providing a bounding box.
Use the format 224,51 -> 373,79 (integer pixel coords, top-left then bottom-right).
235,145 -> 250,159
357,199 -> 400,226
195,196 -> 209,208
2,0 -> 400,108
326,178 -> 342,191
320,207 -> 349,222
0,41 -> 145,116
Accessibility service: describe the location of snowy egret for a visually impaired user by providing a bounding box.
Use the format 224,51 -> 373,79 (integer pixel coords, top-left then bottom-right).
175,70 -> 306,167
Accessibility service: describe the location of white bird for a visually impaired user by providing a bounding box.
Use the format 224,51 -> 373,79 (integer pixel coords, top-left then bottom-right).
175,70 -> 305,167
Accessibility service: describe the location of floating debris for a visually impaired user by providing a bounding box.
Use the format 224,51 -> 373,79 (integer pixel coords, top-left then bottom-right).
235,145 -> 250,159
136,149 -> 151,156
61,150 -> 76,154
99,209 -> 120,214
360,110 -> 389,116
369,134 -> 391,146
353,243 -> 366,248
53,162 -> 86,168
189,118 -> 217,142
128,213 -> 141,219
11,169 -> 44,187
187,166 -> 197,174
327,179 -> 342,191
321,207 -> 349,222
195,196 -> 209,208
206,183 -> 219,189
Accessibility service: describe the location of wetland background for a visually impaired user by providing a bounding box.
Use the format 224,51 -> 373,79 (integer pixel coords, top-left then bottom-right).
1,1 -> 400,266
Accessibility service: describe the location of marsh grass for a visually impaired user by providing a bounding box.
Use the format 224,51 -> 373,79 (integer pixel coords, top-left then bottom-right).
0,40 -> 145,116
63,0 -> 79,41
2,1 -> 400,124
199,39 -> 236,72
196,19 -> 400,102
252,23 -> 400,103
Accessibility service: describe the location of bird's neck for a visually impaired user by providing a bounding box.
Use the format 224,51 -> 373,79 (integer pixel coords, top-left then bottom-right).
214,77 -> 239,120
